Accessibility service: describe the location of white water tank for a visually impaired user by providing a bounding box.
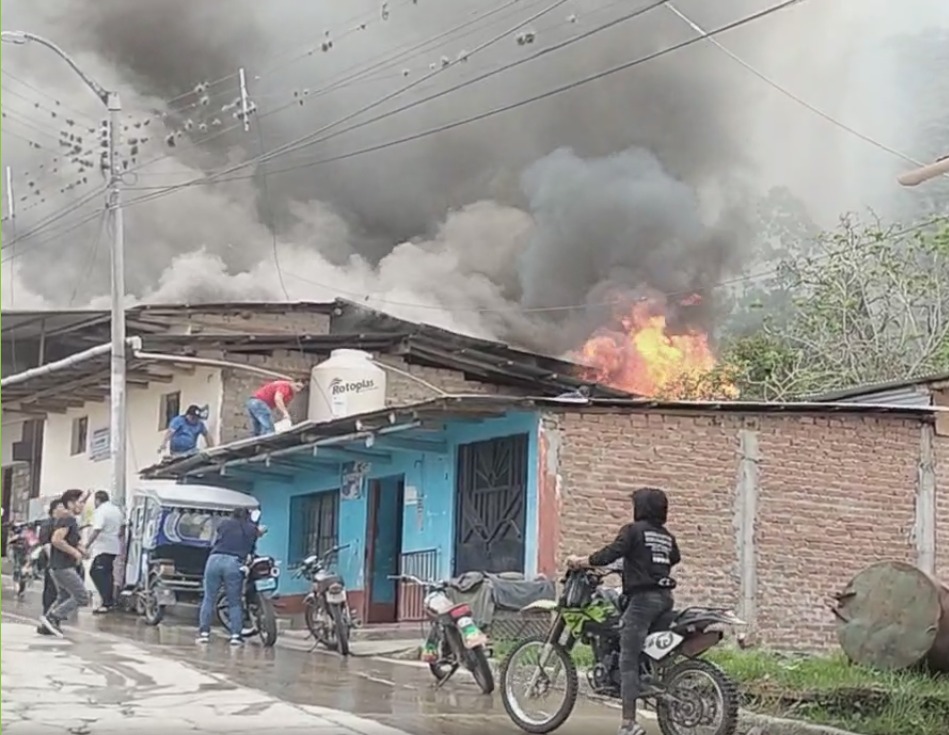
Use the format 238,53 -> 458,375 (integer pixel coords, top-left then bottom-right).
309,349 -> 387,423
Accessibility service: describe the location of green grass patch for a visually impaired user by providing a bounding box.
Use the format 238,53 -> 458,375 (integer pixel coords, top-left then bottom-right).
493,640 -> 949,735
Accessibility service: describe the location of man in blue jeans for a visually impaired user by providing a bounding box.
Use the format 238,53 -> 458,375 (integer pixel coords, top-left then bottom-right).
246,379 -> 303,436
197,507 -> 266,645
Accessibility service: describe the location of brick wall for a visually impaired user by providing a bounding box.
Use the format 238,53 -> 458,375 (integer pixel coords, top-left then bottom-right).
375,356 -> 525,406
934,434 -> 949,580
548,410 -> 927,651
216,351 -> 527,443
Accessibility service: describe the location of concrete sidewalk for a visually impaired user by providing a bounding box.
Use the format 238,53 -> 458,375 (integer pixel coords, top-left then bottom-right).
1,619 -> 412,734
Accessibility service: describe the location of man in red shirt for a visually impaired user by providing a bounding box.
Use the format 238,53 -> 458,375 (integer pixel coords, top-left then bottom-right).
246,379 -> 304,436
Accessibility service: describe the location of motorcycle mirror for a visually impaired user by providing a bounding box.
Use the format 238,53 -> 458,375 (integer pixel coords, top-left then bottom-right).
250,509 -> 262,523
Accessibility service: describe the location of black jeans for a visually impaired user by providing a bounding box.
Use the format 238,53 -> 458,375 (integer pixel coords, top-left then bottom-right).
619,589 -> 674,720
90,553 -> 117,607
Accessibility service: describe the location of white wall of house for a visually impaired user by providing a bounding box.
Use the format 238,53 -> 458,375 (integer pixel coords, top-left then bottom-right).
1,412 -> 23,466
38,367 -> 224,502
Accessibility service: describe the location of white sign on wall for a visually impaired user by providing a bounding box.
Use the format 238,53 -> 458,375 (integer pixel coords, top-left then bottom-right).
89,428 -> 110,462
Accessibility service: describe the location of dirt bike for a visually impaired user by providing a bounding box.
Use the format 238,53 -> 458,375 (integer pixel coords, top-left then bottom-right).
392,573 -> 494,694
499,567 -> 744,735
298,544 -> 355,656
215,554 -> 280,647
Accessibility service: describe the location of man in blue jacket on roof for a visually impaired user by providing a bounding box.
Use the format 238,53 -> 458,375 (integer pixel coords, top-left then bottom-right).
159,404 -> 213,458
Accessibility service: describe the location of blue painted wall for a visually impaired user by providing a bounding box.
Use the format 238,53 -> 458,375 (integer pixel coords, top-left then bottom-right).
250,410 -> 540,597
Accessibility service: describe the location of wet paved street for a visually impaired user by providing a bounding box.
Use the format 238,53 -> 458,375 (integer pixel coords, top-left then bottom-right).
1,590 -> 656,735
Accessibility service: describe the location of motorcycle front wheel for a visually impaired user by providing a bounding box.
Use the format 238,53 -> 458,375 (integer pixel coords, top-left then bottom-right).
467,644 -> 495,694
499,635 -> 578,734
329,603 -> 351,656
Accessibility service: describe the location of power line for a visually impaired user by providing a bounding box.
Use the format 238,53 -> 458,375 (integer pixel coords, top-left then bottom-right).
119,0 -> 556,184
0,206 -> 106,265
68,209 -> 108,305
663,2 -> 934,170
124,0 -> 811,206
0,185 -> 106,254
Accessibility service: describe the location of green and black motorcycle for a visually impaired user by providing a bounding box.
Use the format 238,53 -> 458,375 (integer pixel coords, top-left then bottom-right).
499,567 -> 745,735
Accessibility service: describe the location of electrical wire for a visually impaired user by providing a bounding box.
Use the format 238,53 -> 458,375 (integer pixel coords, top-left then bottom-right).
122,0 -> 812,206
118,0 -> 554,184
0,189 -> 106,260
663,2 -> 939,172
68,209 -> 109,305
1,69 -> 100,128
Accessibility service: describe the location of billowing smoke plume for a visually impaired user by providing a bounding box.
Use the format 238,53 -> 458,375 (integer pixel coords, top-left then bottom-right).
2,0 -> 944,353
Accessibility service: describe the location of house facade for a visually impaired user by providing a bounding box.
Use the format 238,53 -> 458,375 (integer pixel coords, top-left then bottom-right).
144,394 -> 948,650
0,300 -> 607,521
5,302 -> 948,651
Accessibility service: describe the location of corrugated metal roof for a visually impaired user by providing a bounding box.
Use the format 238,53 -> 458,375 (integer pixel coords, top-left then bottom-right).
830,385 -> 933,407
140,394 -> 941,481
809,372 -> 949,402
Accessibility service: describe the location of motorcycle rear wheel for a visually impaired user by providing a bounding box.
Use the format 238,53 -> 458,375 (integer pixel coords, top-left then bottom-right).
656,658 -> 739,735
251,596 -> 278,648
500,635 -> 578,734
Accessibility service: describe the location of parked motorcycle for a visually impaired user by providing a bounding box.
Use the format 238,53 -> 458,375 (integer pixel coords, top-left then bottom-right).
298,543 -> 355,656
499,567 -> 744,735
215,554 -> 280,647
392,573 -> 494,694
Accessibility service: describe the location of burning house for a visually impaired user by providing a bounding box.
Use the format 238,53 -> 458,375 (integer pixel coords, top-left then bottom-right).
2,299 -> 947,650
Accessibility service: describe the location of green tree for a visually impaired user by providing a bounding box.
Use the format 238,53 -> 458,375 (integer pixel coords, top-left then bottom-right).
723,214 -> 949,400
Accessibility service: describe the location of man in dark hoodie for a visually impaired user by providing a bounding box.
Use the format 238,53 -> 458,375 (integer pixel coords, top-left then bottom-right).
567,487 -> 680,735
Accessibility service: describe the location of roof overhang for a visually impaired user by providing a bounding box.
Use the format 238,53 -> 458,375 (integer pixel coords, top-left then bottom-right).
140,394 -> 942,483
0,339 -> 195,414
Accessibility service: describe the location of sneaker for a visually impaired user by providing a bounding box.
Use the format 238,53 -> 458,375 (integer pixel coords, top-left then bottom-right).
35,624 -> 52,636
196,632 -> 210,645
617,723 -> 646,735
92,606 -> 113,616
39,614 -> 64,639
229,635 -> 243,647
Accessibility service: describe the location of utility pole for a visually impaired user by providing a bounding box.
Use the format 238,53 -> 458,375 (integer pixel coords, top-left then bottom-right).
238,68 -> 251,133
2,30 -> 128,507
107,91 -> 127,509
4,166 -> 14,222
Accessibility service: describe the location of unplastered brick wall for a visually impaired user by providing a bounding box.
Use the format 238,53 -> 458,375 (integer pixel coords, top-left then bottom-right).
547,409 -> 927,651
375,356 -> 527,405
218,350 -> 319,444
933,434 -> 949,581
217,351 -> 525,443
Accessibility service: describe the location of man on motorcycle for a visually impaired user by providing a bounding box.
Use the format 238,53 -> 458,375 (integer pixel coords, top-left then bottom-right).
566,487 -> 680,735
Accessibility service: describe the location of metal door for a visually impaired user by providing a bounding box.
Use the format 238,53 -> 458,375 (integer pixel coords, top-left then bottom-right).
454,433 -> 528,575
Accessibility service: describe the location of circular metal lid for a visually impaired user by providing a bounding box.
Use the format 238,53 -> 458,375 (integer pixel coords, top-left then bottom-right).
834,561 -> 941,670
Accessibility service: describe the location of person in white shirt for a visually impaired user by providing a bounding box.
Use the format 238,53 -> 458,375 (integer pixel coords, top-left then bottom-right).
86,491 -> 124,614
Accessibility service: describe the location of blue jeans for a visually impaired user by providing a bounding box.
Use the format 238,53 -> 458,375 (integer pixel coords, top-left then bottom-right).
246,398 -> 275,436
199,553 -> 244,636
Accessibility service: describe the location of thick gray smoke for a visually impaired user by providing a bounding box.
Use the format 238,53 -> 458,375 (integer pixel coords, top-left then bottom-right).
2,0 -> 943,353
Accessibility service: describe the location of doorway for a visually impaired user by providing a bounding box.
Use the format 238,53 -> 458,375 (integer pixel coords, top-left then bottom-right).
454,434 -> 529,575
1,467 -> 12,554
364,476 -> 405,625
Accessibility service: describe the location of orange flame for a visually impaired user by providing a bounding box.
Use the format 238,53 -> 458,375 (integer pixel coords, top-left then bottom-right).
574,299 -> 736,398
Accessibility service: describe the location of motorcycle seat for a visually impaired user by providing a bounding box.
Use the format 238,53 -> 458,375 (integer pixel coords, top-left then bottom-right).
649,609 -> 681,633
